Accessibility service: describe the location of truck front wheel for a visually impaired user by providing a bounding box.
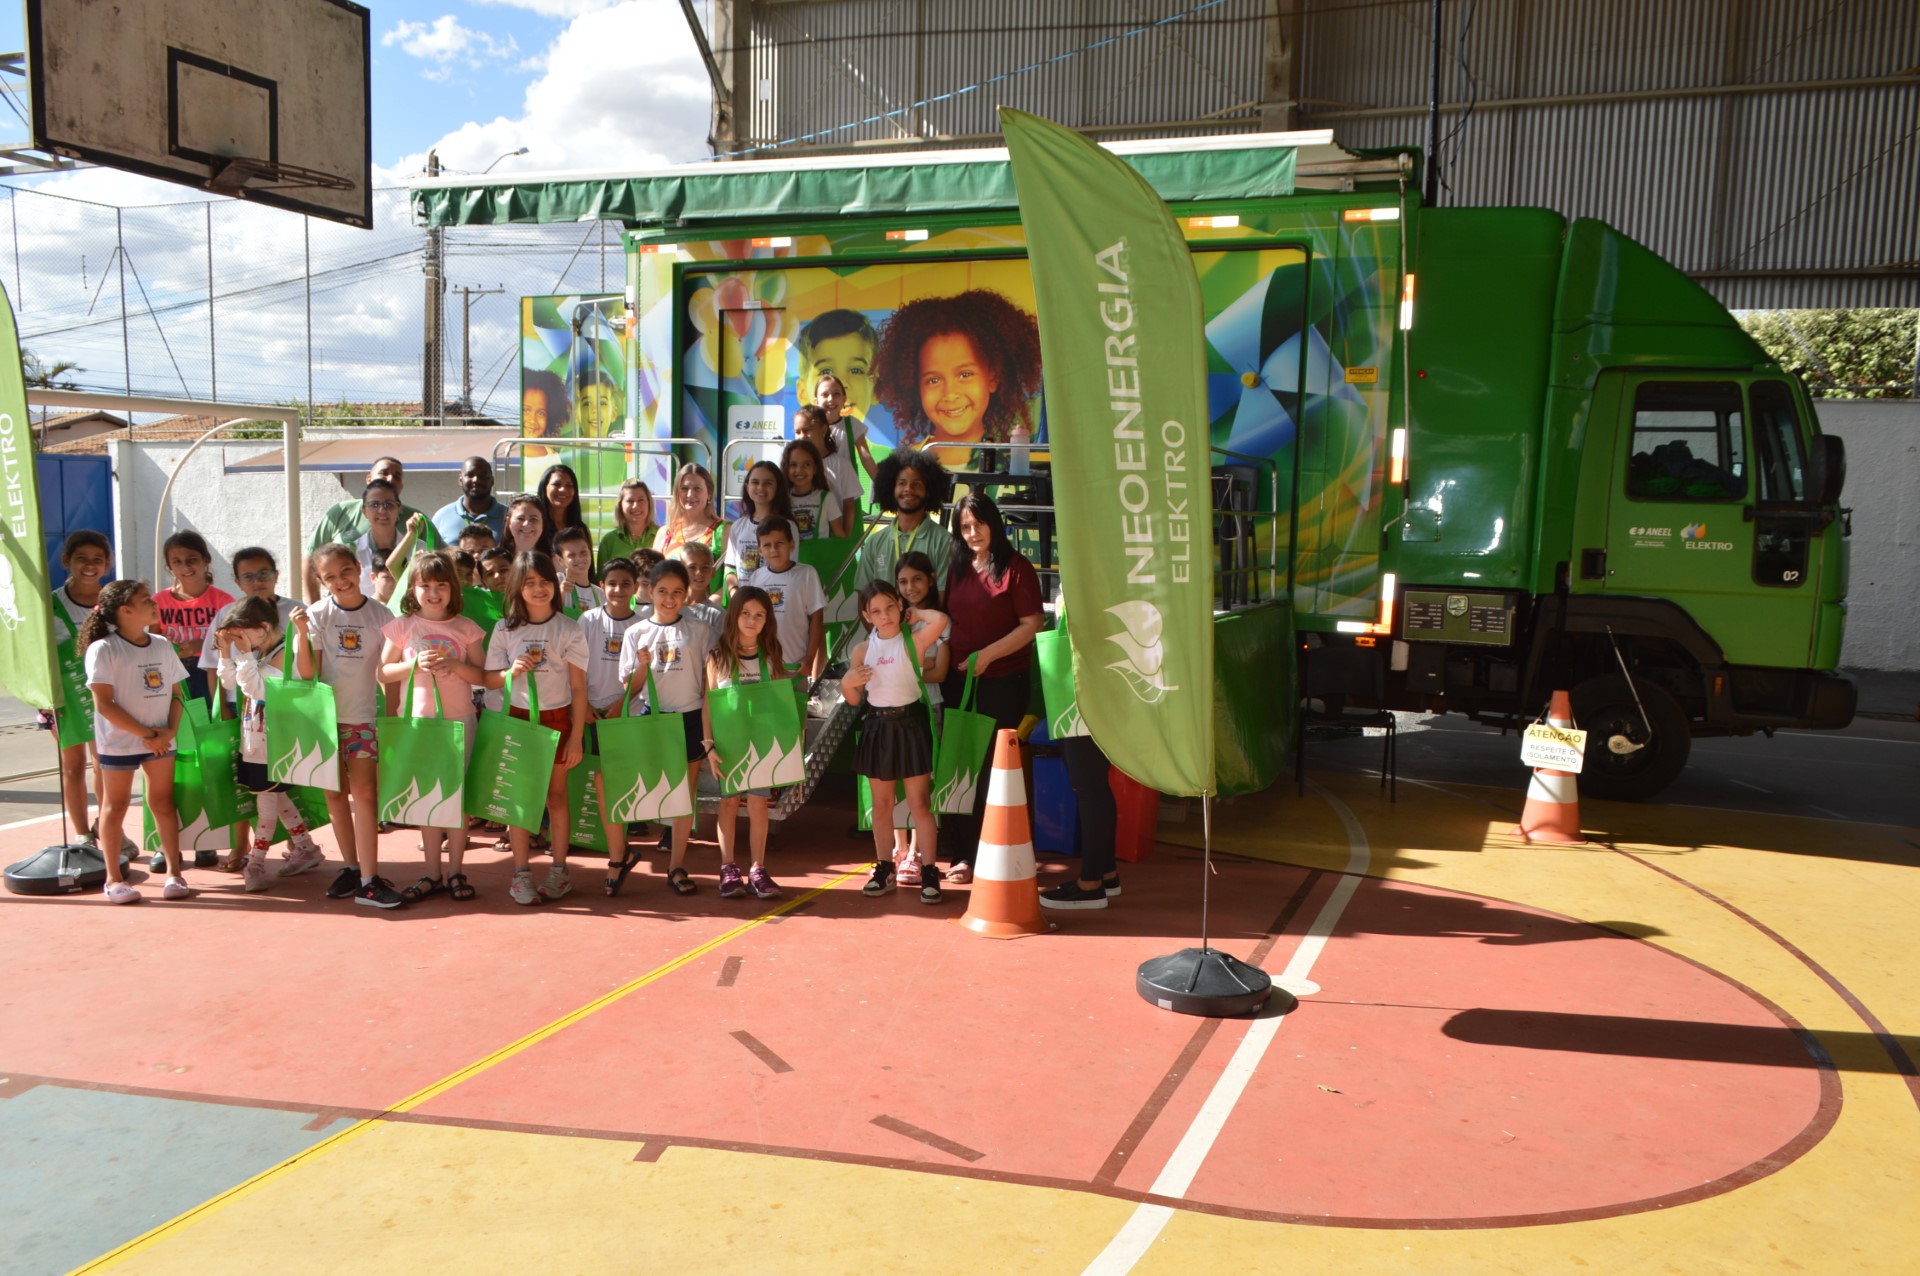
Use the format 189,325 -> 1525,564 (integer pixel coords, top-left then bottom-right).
1569,675 -> 1691,801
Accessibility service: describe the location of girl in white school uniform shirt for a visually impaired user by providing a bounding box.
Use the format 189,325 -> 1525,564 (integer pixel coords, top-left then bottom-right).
481,551 -> 589,907
81,580 -> 191,905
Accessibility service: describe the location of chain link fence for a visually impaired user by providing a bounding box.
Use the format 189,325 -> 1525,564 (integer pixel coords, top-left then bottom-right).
5,183 -> 624,418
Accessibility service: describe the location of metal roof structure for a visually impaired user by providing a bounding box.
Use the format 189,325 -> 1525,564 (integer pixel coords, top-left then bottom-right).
679,0 -> 1915,309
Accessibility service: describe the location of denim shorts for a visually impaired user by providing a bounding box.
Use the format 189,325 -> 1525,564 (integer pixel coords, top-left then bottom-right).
97,749 -> 174,773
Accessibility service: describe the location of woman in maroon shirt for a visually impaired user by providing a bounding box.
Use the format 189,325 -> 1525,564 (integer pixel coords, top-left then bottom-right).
939,493 -> 1044,880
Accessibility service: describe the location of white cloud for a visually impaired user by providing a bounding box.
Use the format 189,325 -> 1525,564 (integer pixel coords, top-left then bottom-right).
387,1 -> 713,178
382,16 -> 520,79
474,0 -> 622,16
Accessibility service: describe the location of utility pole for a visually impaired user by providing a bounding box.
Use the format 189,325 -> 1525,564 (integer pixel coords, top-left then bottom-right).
422,149 -> 445,424
451,284 -> 504,415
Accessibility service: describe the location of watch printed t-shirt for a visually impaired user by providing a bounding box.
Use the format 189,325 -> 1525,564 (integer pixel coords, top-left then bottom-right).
617,615 -> 715,715
484,614 -> 588,711
199,596 -> 300,671
155,586 -> 234,663
85,632 -> 187,755
306,595 -> 396,723
721,514 -> 800,577
379,614 -> 486,718
579,606 -> 643,711
742,562 -> 826,670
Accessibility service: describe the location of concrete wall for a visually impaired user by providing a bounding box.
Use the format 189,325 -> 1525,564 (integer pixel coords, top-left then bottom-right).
1815,400 -> 1919,672
108,433 -> 464,593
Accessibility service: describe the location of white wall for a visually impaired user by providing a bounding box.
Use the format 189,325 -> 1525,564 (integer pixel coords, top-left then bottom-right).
1815,400 -> 1919,672
108,433 -> 464,592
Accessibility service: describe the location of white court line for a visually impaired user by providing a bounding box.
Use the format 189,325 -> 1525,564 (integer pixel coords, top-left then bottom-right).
1728,778 -> 1770,793
0,812 -> 64,834
1082,782 -> 1372,1276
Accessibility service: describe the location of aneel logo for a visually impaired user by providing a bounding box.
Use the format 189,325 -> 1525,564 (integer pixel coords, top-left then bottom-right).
1104,600 -> 1177,705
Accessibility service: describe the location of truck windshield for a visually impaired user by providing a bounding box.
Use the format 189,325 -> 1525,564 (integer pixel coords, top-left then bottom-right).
1627,381 -> 1746,501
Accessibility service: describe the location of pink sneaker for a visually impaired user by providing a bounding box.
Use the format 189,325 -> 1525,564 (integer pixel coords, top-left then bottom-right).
277,841 -> 325,877
243,857 -> 271,893
895,860 -> 921,887
103,881 -> 141,905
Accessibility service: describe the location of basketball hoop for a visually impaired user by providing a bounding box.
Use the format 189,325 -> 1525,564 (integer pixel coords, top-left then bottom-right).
207,156 -> 355,194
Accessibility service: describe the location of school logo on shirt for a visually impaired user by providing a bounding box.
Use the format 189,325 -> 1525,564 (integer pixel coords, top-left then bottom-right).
338,629 -> 363,654
603,635 -> 622,657
742,549 -> 762,572
524,642 -> 547,669
142,668 -> 164,690
767,587 -> 785,610
794,507 -> 815,535
654,642 -> 682,671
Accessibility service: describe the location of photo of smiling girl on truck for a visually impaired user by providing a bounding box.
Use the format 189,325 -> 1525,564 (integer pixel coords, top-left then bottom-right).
870,288 -> 1044,454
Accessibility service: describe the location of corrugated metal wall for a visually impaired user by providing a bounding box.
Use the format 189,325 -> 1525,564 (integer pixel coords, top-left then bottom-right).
741,0 -> 1918,308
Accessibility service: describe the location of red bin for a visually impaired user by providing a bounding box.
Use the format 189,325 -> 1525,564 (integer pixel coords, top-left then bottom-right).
1109,766 -> 1161,863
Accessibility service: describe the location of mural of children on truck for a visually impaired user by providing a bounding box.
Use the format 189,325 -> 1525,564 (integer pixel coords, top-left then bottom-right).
870,289 -> 1043,452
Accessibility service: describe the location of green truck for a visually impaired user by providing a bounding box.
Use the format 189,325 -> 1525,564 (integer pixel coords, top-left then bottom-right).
417,131 -> 1853,800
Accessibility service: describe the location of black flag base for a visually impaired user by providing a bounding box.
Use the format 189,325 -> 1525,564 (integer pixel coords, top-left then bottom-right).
4,841 -> 128,896
1136,946 -> 1289,1018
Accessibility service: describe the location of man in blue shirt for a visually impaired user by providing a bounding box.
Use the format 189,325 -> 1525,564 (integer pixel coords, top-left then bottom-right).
432,456 -> 507,545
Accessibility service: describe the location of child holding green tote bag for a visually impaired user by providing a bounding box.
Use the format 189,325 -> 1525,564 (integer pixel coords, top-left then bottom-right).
301,543 -> 397,908
478,551 -> 588,907
844,580 -> 943,905
215,597 -> 328,893
378,551 -> 487,903
704,585 -> 798,901
611,558 -> 715,897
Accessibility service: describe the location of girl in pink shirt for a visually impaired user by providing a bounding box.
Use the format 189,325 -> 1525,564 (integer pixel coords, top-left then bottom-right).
156,531 -> 233,704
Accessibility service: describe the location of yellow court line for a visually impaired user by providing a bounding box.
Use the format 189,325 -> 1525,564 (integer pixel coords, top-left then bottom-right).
69,868 -> 866,1275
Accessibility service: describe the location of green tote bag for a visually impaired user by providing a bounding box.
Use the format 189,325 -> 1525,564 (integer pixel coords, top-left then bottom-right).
931,654 -> 996,815
707,659 -> 804,796
265,625 -> 341,790
599,669 -> 696,824
377,661 -> 469,829
564,745 -> 611,854
464,670 -> 560,831
49,604 -> 95,748
1034,613 -> 1088,740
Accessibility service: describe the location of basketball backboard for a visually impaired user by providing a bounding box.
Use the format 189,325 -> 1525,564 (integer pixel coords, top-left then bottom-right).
24,0 -> 372,228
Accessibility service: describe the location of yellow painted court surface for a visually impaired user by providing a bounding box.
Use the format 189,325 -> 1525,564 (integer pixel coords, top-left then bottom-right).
16,771 -> 1919,1275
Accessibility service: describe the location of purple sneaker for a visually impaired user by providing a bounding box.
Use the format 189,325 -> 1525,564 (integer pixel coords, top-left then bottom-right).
717,863 -> 747,899
747,865 -> 781,900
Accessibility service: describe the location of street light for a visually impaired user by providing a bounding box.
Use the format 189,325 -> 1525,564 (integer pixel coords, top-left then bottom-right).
483,147 -> 529,174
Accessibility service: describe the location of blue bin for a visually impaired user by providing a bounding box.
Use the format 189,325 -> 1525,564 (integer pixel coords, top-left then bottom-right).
1028,719 -> 1078,856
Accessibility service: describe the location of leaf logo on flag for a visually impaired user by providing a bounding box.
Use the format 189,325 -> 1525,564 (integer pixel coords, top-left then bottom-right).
0,554 -> 21,630
1104,600 -> 1176,704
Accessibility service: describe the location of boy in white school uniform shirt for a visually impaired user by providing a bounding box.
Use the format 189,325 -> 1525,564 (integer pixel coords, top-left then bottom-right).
741,520 -> 825,681
579,559 -> 644,717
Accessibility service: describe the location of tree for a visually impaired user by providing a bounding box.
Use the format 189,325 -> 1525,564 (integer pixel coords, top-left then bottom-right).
1738,309 -> 1917,400
21,350 -> 82,389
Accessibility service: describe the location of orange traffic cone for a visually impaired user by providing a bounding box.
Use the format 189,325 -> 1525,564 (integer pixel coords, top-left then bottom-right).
956,729 -> 1050,939
1514,689 -> 1586,844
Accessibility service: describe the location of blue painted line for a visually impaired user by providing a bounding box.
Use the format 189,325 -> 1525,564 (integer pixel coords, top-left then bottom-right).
0,1085 -> 353,1276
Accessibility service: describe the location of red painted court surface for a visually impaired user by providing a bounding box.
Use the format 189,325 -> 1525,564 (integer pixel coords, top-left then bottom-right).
3,772 -> 1916,1273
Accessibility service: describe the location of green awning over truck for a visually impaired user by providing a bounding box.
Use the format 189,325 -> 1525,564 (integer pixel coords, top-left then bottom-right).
408,131 -> 1380,230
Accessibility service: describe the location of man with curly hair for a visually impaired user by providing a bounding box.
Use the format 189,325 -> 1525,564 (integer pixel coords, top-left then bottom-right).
852,450 -> 955,592
871,289 -> 1043,450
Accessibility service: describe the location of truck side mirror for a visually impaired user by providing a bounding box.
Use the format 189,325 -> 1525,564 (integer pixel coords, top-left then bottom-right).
1807,434 -> 1846,506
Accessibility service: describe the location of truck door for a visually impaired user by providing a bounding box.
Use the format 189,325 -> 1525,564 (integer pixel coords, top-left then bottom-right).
1601,374 -> 1817,668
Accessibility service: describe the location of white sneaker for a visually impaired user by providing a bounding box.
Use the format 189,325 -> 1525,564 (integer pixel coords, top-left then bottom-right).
243,857 -> 272,893
509,870 -> 541,906
537,863 -> 572,901
277,841 -> 326,877
161,875 -> 195,901
103,881 -> 141,905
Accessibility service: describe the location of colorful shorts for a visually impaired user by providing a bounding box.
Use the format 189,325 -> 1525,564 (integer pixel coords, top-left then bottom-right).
337,721 -> 378,761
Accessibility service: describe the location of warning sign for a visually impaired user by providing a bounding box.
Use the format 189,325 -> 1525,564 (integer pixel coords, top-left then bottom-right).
1521,723 -> 1587,773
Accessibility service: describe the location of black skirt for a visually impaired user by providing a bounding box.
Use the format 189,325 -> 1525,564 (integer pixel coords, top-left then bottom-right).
855,701 -> 933,781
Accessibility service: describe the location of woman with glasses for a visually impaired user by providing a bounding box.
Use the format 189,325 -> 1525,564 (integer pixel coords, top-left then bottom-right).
352,480 -> 410,603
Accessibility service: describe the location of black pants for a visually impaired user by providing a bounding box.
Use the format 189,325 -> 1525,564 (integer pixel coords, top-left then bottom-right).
940,667 -> 1030,865
1060,735 -> 1118,882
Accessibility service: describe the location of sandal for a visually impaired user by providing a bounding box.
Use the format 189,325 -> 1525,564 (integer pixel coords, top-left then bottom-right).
447,873 -> 476,901
666,867 -> 697,896
529,832 -> 552,853
400,875 -> 445,904
604,847 -> 643,897
216,851 -> 247,873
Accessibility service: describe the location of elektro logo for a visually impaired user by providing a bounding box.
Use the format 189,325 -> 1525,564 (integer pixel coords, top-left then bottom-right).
1681,523 -> 1734,551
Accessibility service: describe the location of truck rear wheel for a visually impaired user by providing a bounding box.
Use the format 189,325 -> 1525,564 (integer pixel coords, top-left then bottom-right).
1569,675 -> 1691,801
